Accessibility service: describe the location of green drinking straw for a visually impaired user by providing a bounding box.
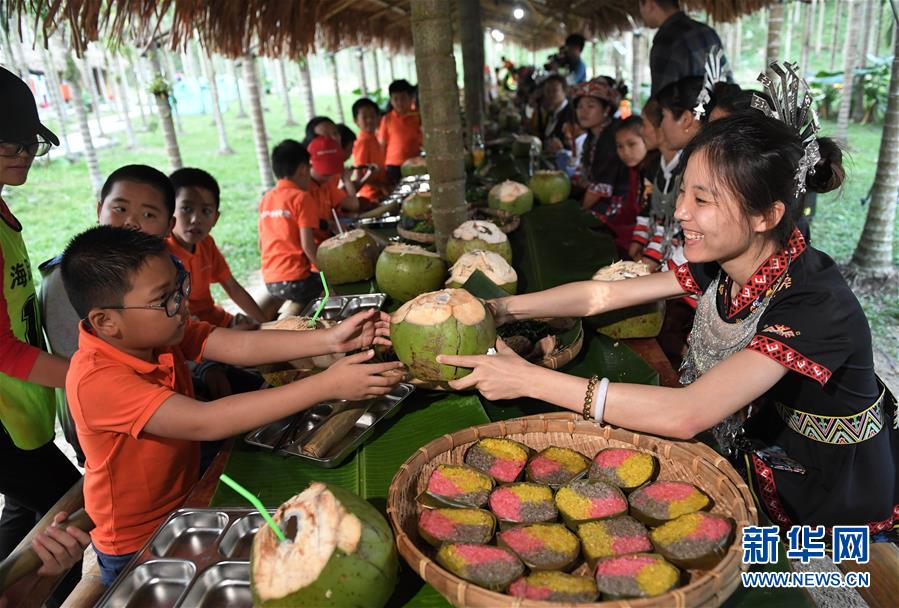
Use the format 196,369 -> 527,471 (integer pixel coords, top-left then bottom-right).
218,473 -> 287,542
308,272 -> 330,327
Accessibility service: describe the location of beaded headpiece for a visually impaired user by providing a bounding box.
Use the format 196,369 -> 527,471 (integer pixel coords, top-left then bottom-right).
750,61 -> 822,198
692,46 -> 728,121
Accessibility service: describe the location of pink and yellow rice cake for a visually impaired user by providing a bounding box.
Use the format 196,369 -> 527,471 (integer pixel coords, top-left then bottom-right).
507,571 -> 598,603
578,515 -> 652,567
464,438 -> 530,483
488,482 -> 557,524
425,464 -> 495,508
555,479 -> 628,528
417,508 -> 496,547
650,511 -> 735,569
435,543 -> 525,591
628,481 -> 711,526
526,447 -> 589,486
497,523 -> 580,570
589,447 -> 658,491
594,553 -> 681,599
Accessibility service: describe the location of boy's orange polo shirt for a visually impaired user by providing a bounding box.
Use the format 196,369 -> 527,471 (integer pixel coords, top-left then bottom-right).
353,130 -> 387,201
258,179 -> 321,283
377,109 -> 423,166
66,319 -> 215,555
166,235 -> 233,327
308,175 -> 345,242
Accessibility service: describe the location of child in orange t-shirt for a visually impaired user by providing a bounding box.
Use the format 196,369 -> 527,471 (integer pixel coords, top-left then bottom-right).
378,79 -> 423,182
166,168 -> 265,329
62,225 -> 402,586
351,98 -> 389,205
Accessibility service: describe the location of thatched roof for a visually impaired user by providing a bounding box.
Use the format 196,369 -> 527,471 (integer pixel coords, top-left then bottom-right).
6,0 -> 774,57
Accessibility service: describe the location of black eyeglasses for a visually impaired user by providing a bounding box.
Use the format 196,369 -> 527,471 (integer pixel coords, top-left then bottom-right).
0,139 -> 52,158
100,257 -> 192,318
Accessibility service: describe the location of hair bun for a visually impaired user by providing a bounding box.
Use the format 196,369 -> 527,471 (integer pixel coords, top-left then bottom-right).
805,137 -> 844,194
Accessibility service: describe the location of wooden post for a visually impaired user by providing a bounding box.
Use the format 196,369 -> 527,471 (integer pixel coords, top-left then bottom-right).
458,0 -> 485,134
410,0 -> 468,256
243,52 -> 274,190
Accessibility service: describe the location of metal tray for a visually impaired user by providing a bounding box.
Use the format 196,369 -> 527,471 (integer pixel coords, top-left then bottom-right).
300,293 -> 387,321
244,382 -> 415,467
96,509 -> 266,608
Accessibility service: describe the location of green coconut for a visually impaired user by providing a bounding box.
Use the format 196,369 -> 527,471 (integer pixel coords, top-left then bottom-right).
511,134 -> 542,158
400,191 -> 434,234
529,170 -> 572,205
400,156 -> 428,177
390,288 -> 496,382
446,250 -> 518,294
591,261 -> 665,338
446,220 -> 512,264
315,229 -> 379,285
488,180 -> 534,216
251,482 -> 398,608
375,244 -> 446,303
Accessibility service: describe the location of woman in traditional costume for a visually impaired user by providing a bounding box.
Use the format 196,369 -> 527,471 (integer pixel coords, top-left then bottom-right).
440,63 -> 898,534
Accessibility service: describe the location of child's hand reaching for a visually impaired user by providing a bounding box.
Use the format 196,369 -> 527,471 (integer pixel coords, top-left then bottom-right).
326,309 -> 392,353
321,350 -> 405,401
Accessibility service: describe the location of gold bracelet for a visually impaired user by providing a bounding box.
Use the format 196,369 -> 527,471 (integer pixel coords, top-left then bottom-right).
583,375 -> 600,420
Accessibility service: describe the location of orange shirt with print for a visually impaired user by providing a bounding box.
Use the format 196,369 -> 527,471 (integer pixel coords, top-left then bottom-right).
307,176 -> 345,243
377,109 -> 423,166
66,319 -> 215,555
353,130 -> 388,201
166,235 -> 233,327
258,179 -> 321,283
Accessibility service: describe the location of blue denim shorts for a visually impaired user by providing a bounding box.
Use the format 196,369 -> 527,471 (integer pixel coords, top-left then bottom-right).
94,545 -> 137,587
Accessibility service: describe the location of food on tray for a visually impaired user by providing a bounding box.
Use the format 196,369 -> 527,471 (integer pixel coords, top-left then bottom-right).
251,482 -> 397,607
650,512 -> 735,569
446,220 -> 512,264
555,479 -> 628,527
446,250 -> 518,294
375,244 -> 446,303
424,464 -> 495,508
464,437 -> 529,483
315,229 -> 379,284
417,508 -> 496,547
497,523 -> 580,571
594,553 -> 681,599
507,571 -> 598,602
526,446 -> 589,487
589,447 -> 659,491
577,515 -> 652,567
628,481 -> 712,526
435,543 -> 524,591
488,483 -> 557,524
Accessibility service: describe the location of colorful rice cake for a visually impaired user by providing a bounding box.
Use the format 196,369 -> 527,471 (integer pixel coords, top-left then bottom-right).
578,515 -> 652,567
650,512 -> 735,569
488,483 -> 557,525
423,464 -> 495,508
589,448 -> 658,491
628,481 -> 711,526
417,508 -> 496,547
497,523 -> 581,571
435,543 -> 525,591
526,447 -> 589,487
554,479 -> 628,529
594,553 -> 681,599
464,437 -> 530,483
507,571 -> 599,603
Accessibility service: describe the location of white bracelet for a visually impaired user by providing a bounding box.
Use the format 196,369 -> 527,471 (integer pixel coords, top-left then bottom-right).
593,377 -> 610,424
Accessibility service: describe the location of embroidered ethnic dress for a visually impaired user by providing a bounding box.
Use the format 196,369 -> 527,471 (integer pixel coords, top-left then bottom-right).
675,229 -> 899,533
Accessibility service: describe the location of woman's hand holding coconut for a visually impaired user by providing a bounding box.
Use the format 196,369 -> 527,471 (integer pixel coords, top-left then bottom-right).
438,338 -> 539,400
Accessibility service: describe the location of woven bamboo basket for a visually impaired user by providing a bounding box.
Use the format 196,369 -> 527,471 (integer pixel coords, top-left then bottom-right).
387,414 -> 757,607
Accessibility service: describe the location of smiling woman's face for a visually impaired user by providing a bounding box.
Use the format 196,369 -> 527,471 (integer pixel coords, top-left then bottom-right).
0,144 -> 35,187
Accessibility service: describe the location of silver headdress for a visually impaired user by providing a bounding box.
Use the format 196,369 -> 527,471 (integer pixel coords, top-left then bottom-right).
693,46 -> 728,121
750,61 -> 822,198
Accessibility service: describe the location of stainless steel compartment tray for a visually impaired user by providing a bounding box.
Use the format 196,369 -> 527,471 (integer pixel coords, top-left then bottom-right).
244,382 -> 415,467
300,293 -> 386,321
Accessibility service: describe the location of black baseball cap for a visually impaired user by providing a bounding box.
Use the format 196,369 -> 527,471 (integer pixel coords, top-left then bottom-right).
0,66 -> 60,146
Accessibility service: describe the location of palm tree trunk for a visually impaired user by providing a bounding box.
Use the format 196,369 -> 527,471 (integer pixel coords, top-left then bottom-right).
800,0 -> 814,73
127,54 -> 150,131
815,0 -> 826,53
229,59 -> 248,118
852,0 -> 877,122
784,1 -> 796,63
242,52 -> 274,191
356,48 -> 369,97
65,55 -> 103,193
201,47 -> 233,155
632,31 -> 644,112
329,53 -> 346,122
79,57 -> 106,137
372,48 -> 382,93
108,50 -> 137,148
388,55 -> 396,82
458,0 -> 485,134
2,22 -> 26,78
298,57 -> 315,122
162,50 -> 184,132
849,31 -> 899,276
830,0 -> 844,70
591,39 -> 597,77
837,0 -> 862,145
766,3 -> 784,67
149,45 -> 183,170
276,58 -> 297,126
734,18 -> 742,70
410,0 -> 468,256
37,43 -> 73,158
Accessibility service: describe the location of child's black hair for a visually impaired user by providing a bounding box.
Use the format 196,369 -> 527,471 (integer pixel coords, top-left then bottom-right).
303,116 -> 336,146
655,76 -> 704,120
388,79 -> 416,96
565,33 -> 586,52
100,165 -> 176,218
169,167 -> 221,208
352,97 -> 380,120
614,115 -> 645,137
336,124 -> 356,149
271,139 -> 310,179
541,73 -> 567,90
682,112 -> 843,246
61,225 -> 168,319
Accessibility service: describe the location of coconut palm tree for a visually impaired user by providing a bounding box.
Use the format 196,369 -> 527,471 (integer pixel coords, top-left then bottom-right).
298,56 -> 315,122
410,0 -> 468,256
356,48 -> 369,96
800,0 -> 814,74
65,53 -> 103,192
242,51 -> 274,191
37,41 -> 73,158
276,57 -> 297,127
815,0 -> 826,53
200,46 -> 233,155
122,51 -> 150,131
836,0 -> 862,146
329,52 -> 346,122
849,30 -> 899,280
107,49 -> 138,148
765,2 -> 784,67
371,48 -> 382,93
148,43 -> 183,170
229,58 -> 248,118
830,0 -> 844,70
79,54 -> 105,137
458,0 -> 485,132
